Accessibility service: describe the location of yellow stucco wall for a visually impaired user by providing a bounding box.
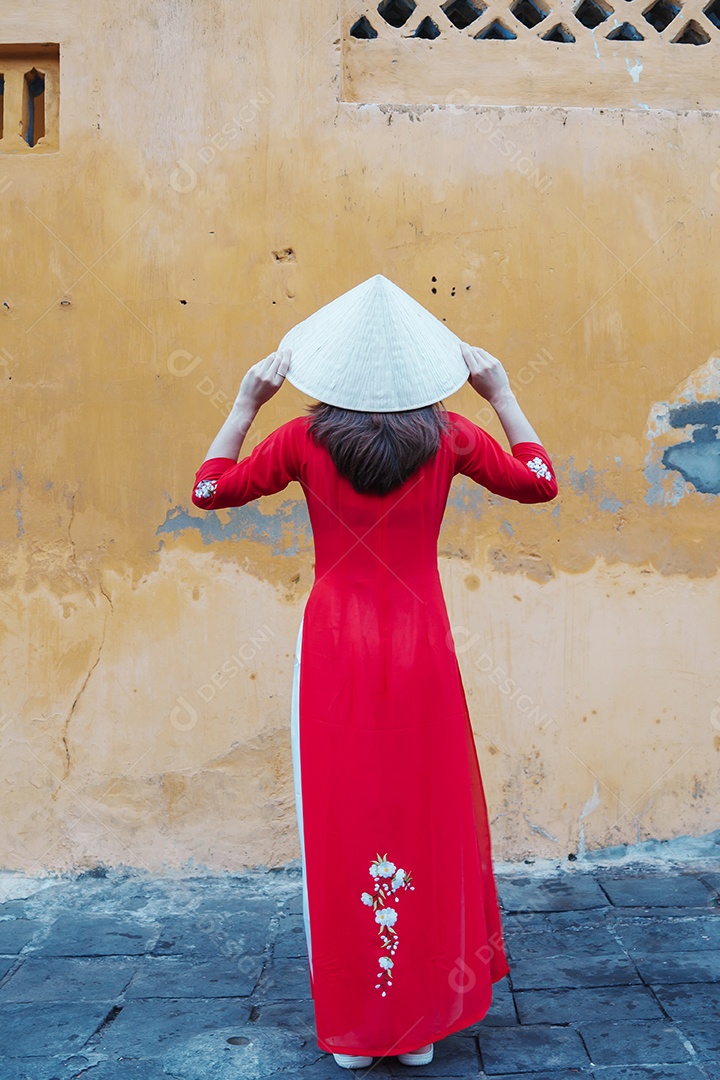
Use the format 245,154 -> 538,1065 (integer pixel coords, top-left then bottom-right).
1,0 -> 719,873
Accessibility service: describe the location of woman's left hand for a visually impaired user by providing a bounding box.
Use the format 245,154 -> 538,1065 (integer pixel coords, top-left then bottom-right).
235,349 -> 291,411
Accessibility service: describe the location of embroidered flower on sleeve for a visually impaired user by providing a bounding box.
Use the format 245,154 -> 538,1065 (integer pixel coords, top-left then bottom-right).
362,852 -> 415,996
194,478 -> 218,501
526,456 -> 554,482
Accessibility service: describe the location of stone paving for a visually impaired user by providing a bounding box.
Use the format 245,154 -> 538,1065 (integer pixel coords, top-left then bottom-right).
0,861 -> 719,1079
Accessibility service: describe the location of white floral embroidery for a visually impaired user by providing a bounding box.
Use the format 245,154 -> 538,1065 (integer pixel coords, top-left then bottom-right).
526,456 -> 553,482
362,852 -> 415,995
370,859 -> 396,879
391,869 -> 406,891
194,478 -> 217,501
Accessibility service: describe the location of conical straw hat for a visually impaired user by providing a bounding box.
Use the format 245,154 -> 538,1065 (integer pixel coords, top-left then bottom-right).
279,274 -> 468,412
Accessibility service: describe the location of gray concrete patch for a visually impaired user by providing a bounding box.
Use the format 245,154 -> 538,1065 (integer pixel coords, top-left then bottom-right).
0,918 -> 45,954
612,916 -> 720,953
124,955 -> 264,998
508,954 -> 640,991
514,985 -> 663,1024
597,876 -> 715,909
504,925 -> 625,959
631,950 -> 720,984
498,876 -> 610,913
578,1019 -> 693,1066
0,1000 -> 113,1058
89,996 -> 251,1057
0,956 -> 137,1003
478,1024 -> 590,1073
30,914 -> 161,956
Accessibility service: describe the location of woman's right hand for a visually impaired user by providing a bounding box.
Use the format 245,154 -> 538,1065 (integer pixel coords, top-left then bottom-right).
235,349 -> 291,412
461,343 -> 512,406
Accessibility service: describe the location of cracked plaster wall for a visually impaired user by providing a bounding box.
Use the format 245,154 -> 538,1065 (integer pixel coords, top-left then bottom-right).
0,0 -> 719,873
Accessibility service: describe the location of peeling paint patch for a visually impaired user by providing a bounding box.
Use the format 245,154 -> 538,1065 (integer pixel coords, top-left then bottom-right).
157,501 -> 311,556
565,459 -> 622,510
578,779 -> 600,858
625,58 -> 643,84
446,475 -> 488,517
644,355 -> 720,505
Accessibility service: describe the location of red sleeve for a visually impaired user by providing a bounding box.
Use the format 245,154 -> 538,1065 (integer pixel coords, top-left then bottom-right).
191,417 -> 307,510
447,412 -> 558,504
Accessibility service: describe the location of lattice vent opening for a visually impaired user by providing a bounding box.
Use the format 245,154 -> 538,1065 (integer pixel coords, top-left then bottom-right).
542,21 -> 577,38
642,0 -> 681,31
705,0 -> 720,27
574,0 -> 614,27
415,16 -> 442,36
350,15 -> 379,37
606,20 -> 645,37
673,17 -> 711,39
475,18 -> 518,36
378,0 -> 417,27
512,0 -> 550,27
441,0 -> 485,27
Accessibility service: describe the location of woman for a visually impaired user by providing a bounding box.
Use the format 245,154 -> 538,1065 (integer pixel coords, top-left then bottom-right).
191,283 -> 557,1070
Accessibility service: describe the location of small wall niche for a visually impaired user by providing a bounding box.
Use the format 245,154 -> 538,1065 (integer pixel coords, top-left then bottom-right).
0,43 -> 59,153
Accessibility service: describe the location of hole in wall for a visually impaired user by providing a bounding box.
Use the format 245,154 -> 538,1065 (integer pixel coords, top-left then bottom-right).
606,21 -> 644,37
512,0 -> 549,28
642,0 -> 681,31
378,0 -> 417,28
542,21 -> 576,39
574,0 -> 614,27
704,0 -> 720,27
350,15 -> 379,38
23,67 -> 45,146
414,16 -> 442,37
474,19 -> 518,37
441,0 -> 485,28
672,17 -> 710,41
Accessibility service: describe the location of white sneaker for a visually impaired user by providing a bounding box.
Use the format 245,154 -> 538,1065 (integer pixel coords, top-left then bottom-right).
333,1052 -> 374,1069
398,1043 -> 434,1066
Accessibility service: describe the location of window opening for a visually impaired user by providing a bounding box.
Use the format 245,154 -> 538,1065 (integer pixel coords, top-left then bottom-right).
23,67 -> 44,147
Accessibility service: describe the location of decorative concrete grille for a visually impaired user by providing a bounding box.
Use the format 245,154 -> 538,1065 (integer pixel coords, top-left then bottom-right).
342,0 -> 720,107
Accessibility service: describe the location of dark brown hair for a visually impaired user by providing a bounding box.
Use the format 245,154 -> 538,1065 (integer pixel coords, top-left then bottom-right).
307,402 -> 450,496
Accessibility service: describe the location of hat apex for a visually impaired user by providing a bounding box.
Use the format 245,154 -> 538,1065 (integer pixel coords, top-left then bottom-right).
280,274 -> 468,413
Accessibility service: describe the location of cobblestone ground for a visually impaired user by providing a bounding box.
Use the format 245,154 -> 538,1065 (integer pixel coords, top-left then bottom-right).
0,861 -> 719,1079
